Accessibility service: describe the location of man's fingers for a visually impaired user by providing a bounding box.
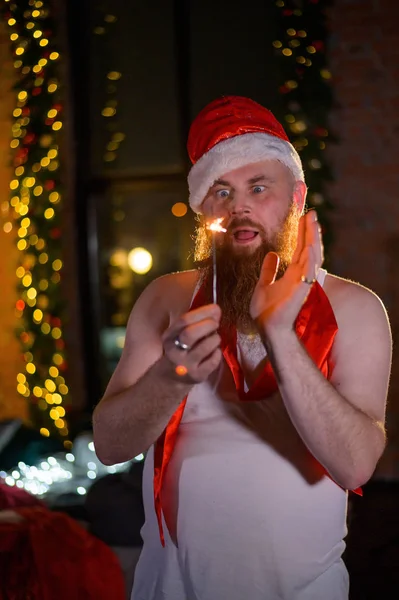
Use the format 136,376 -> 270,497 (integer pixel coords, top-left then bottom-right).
259,252 -> 280,287
167,320 -> 221,352
291,213 -> 306,264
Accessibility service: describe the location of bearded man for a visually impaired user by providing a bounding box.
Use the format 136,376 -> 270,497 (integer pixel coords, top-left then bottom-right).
93,96 -> 392,600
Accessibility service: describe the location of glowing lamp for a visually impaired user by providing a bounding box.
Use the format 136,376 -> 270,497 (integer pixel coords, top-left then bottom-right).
128,247 -> 153,274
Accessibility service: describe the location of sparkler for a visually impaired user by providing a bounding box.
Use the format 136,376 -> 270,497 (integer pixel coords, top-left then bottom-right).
207,218 -> 227,304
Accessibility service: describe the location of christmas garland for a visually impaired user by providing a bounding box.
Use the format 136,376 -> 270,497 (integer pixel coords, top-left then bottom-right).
2,0 -> 71,447
272,0 -> 334,255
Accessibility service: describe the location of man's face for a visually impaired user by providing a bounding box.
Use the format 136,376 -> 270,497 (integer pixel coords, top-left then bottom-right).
194,159 -> 306,332
201,159 -> 306,255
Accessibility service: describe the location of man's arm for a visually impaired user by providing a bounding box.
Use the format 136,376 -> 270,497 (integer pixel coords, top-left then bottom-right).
264,281 -> 391,490
93,274 -> 222,465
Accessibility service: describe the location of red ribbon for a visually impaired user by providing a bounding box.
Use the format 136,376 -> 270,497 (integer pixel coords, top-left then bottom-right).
154,281 -> 361,546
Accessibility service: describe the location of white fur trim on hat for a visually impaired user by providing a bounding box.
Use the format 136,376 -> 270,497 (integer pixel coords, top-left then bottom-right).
188,132 -> 304,213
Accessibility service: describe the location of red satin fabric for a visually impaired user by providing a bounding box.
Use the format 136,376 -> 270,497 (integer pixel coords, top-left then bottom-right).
154,282 -> 361,546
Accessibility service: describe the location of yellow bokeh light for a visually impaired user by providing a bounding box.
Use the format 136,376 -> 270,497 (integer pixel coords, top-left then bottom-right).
39,279 -> 49,291
10,139 -> 19,148
41,322 -> 51,334
14,60 -> 22,69
33,386 -> 42,397
3,222 -> 12,233
48,149 -> 58,159
39,252 -> 48,264
50,52 -> 59,60
49,366 -> 59,378
59,384 -> 69,395
53,353 -> 63,366
127,247 -> 153,275
15,166 -> 24,176
282,48 -> 293,57
39,38 -> 49,47
15,47 -> 25,56
18,227 -> 28,238
24,177 -> 35,187
57,406 -> 66,417
36,239 -> 45,250
40,428 -> 50,437
52,121 -> 62,131
27,287 -> 37,300
21,217 -> 30,228
22,274 -> 32,287
17,373 -> 26,384
33,186 -> 43,196
48,160 -> 59,172
17,383 -> 27,395
33,30 -> 42,38
50,408 -> 59,420
17,91 -> 27,102
53,393 -> 62,404
45,393 -> 54,404
32,9 -> 40,17
26,362 -> 36,374
41,157 -> 50,167
48,83 -> 58,93
51,327 -> 62,339
55,418 -> 65,429
107,71 -> 122,80
10,33 -> 18,41
171,202 -> 188,217
33,309 -> 43,322
49,191 -> 60,203
10,179 -> 19,190
52,259 -> 62,271
16,267 -> 25,278
102,107 -> 116,117
45,379 -> 56,392
44,208 -> 55,219
29,234 -> 39,245
17,239 -> 27,251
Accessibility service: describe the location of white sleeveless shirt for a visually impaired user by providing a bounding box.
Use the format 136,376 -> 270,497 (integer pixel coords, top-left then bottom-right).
132,269 -> 349,600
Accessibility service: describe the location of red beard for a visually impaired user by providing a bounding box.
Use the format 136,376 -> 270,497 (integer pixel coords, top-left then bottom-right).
194,203 -> 300,332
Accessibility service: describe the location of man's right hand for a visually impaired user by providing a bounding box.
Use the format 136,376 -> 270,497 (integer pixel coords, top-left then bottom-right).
160,304 -> 222,384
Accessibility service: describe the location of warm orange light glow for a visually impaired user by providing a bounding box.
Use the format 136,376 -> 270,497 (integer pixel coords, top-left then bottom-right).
175,365 -> 188,377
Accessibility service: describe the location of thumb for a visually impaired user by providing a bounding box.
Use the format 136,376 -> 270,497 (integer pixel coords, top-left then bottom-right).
259,252 -> 280,286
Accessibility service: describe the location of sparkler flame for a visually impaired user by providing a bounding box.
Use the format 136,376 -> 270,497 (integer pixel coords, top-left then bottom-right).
207,217 -> 227,233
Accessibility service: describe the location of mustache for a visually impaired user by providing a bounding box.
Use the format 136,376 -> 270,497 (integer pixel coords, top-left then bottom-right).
226,217 -> 266,235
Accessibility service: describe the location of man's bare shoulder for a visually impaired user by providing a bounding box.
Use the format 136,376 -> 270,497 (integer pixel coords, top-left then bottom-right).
324,273 -> 390,329
130,269 -> 200,329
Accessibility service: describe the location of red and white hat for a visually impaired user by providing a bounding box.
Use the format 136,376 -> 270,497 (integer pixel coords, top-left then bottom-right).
187,96 -> 304,213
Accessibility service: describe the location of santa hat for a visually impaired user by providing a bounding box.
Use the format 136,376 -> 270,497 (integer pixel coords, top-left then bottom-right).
187,96 -> 304,214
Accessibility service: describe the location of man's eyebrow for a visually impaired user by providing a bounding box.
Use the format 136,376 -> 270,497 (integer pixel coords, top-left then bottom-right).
212,178 -> 231,187
247,175 -> 275,185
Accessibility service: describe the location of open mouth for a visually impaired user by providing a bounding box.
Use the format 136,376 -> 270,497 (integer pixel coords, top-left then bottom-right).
233,230 -> 259,242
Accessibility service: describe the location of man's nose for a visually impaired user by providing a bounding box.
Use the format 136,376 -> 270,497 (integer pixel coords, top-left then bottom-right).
229,193 -> 252,216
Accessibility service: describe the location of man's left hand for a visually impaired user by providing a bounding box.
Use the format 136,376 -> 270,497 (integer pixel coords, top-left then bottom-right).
249,210 -> 323,339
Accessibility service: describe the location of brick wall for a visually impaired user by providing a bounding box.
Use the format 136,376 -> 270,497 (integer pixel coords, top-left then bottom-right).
328,0 -> 399,477
0,23 -> 28,422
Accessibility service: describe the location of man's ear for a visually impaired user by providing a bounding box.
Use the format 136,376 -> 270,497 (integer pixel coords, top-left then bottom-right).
293,180 -> 308,214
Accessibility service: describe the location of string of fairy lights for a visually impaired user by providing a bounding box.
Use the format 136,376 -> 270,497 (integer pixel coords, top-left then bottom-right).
272,0 -> 334,254
2,0 -> 71,447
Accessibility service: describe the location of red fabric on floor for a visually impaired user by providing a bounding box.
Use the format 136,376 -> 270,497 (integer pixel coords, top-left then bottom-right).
0,506 -> 126,600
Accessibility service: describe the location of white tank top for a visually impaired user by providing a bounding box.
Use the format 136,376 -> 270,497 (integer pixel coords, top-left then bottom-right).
132,268 -> 349,600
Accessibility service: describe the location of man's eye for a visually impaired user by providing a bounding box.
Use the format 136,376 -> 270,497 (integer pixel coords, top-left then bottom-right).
253,185 -> 266,194
216,189 -> 230,199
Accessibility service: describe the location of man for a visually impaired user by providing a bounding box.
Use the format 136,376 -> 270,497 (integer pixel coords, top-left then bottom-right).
93,96 -> 392,600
